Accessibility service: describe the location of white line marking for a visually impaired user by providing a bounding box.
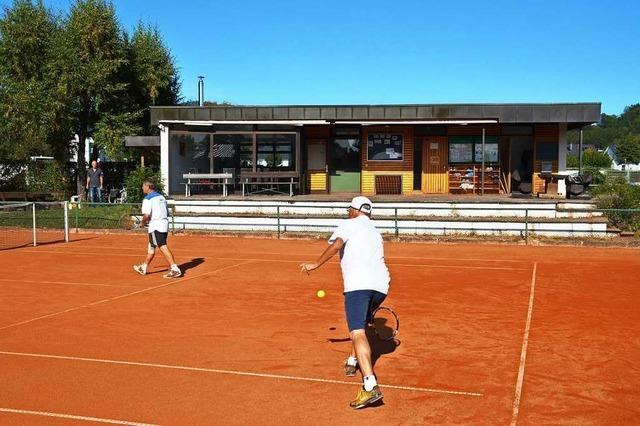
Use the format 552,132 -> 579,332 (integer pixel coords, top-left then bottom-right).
0,351 -> 483,397
0,262 -> 251,332
0,407 -> 157,425
0,278 -> 137,288
510,262 -> 538,426
19,250 -> 526,271
23,246 -> 529,264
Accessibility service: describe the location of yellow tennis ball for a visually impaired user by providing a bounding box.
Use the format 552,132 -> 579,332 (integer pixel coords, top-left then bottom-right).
316,290 -> 326,298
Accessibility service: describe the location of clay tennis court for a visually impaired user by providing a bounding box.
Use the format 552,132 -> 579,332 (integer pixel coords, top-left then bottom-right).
0,233 -> 639,425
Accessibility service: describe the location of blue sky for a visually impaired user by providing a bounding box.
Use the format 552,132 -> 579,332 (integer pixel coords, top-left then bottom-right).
12,0 -> 640,113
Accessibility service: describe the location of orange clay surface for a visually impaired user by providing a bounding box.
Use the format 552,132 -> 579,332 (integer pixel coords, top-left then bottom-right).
0,233 -> 639,425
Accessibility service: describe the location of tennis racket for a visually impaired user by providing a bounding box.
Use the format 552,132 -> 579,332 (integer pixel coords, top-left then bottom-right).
371,306 -> 399,341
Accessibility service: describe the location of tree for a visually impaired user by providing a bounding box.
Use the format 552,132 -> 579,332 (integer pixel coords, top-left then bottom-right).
615,135 -> 640,165
0,0 -> 64,160
51,0 -> 130,193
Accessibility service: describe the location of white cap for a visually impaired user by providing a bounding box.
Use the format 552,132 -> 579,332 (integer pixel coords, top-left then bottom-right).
350,196 -> 372,214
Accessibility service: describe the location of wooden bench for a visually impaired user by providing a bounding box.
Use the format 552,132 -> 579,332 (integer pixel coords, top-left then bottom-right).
0,192 -> 28,201
240,172 -> 300,197
182,173 -> 233,197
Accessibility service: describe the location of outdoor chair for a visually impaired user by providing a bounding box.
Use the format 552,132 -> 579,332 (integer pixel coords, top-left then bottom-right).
511,169 -> 532,195
566,172 -> 593,198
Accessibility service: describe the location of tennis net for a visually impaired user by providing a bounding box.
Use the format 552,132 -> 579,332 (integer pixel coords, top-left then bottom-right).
0,202 -> 69,250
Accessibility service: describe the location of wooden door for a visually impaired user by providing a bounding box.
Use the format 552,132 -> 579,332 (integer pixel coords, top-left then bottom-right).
306,139 -> 328,193
422,136 -> 448,193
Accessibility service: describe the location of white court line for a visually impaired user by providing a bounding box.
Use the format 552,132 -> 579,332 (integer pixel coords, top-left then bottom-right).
0,350 -> 483,397
510,262 -> 538,426
20,250 -> 526,271
24,246 -> 530,264
0,278 -> 137,289
0,407 -> 157,426
0,261 -> 251,332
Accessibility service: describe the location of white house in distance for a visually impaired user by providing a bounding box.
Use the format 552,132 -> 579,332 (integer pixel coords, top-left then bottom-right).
602,145 -> 640,171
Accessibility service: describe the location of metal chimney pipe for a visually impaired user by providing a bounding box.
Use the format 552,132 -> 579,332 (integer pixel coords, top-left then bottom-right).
197,76 -> 205,107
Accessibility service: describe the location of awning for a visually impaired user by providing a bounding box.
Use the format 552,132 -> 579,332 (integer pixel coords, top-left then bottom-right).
125,136 -> 160,147
159,119 -> 498,126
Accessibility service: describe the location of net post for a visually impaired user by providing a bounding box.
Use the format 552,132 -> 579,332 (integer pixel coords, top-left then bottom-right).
64,201 -> 69,242
32,202 -> 37,247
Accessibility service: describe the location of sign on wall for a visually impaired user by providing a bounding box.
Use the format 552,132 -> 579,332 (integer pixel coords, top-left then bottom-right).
367,133 -> 404,161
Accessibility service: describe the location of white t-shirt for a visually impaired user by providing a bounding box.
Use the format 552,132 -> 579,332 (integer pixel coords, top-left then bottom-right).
141,192 -> 169,234
328,215 -> 390,294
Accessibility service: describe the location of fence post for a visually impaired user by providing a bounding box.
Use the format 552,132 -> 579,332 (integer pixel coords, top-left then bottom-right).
32,202 -> 37,246
171,205 -> 175,234
394,208 -> 399,239
525,208 -> 529,245
277,206 -> 281,239
75,202 -> 79,232
64,201 -> 69,242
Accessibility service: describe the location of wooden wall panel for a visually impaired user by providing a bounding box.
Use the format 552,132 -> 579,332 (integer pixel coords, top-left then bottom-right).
307,172 -> 327,191
361,171 -> 413,195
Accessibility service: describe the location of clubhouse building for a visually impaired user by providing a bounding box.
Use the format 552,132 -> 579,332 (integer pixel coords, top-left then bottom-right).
137,103 -> 601,198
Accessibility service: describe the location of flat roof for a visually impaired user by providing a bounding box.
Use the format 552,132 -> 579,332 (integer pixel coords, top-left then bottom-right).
150,102 -> 601,128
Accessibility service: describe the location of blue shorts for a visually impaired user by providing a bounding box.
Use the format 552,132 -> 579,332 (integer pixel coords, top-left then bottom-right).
344,290 -> 387,332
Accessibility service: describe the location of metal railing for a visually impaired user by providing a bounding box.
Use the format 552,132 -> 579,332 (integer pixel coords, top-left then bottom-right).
5,201 -> 635,246
40,201 -> 639,244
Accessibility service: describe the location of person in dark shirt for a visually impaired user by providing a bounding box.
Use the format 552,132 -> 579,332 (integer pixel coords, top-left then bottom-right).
86,160 -> 104,203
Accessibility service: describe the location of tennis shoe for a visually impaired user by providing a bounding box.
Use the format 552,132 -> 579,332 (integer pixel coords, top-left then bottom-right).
163,269 -> 182,279
133,264 -> 146,276
344,359 -> 358,377
350,386 -> 383,409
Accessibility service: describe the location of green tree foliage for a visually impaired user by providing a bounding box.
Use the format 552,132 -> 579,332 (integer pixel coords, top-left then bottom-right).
125,165 -> 164,203
615,134 -> 640,165
0,0 -> 66,160
52,0 -> 130,192
594,175 -> 640,232
566,149 -> 612,169
0,0 -> 180,194
568,104 -> 640,152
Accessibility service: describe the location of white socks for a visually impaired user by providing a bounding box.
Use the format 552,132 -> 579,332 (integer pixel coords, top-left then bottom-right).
363,375 -> 377,391
171,264 -> 180,272
347,356 -> 358,367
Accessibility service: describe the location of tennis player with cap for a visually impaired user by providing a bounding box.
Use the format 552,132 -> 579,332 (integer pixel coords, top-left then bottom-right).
300,196 -> 390,409
133,179 -> 182,279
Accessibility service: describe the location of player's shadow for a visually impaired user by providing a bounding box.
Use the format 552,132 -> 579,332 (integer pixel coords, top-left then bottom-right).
178,258 -> 205,276
367,323 -> 400,368
326,322 -> 400,369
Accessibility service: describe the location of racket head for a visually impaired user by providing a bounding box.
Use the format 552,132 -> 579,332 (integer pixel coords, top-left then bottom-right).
371,306 -> 399,341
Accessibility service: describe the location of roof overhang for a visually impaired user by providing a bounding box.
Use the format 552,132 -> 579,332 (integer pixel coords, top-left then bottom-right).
159,119 -> 499,127
150,103 -> 601,127
125,136 -> 160,147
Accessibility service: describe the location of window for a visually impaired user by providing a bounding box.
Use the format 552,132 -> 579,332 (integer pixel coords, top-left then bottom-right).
536,142 -> 558,161
367,133 -> 404,161
331,138 -> 360,171
212,134 -> 253,172
256,134 -> 296,171
449,136 -> 500,163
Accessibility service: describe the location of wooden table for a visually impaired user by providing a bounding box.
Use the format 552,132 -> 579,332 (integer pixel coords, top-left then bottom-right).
182,173 -> 233,197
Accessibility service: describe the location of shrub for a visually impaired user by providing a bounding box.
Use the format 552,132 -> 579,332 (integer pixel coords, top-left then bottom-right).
26,161 -> 68,193
124,165 -> 164,203
593,175 -> 640,231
